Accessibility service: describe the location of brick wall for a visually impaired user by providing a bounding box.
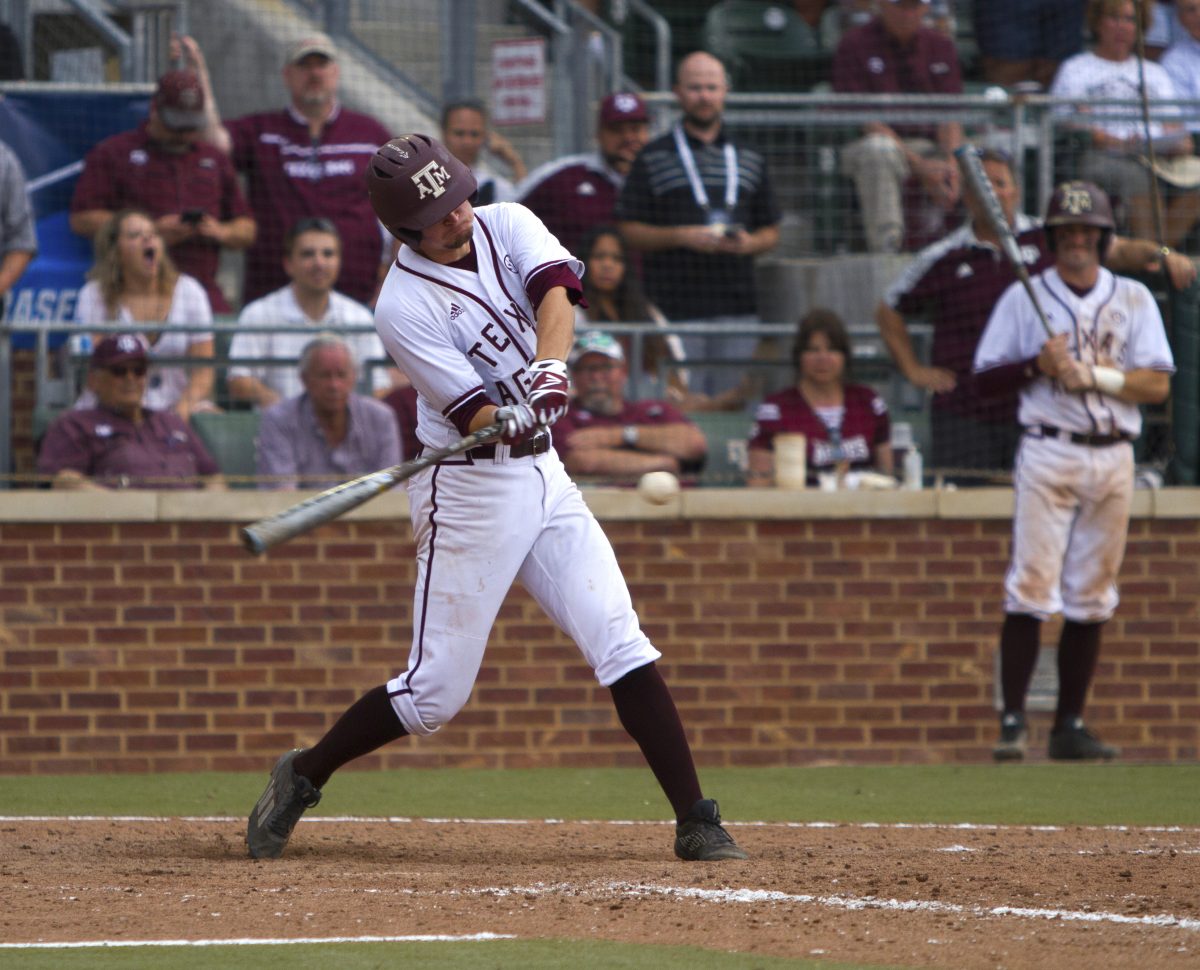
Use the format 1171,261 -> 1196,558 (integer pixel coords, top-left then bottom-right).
1,490 -> 1197,774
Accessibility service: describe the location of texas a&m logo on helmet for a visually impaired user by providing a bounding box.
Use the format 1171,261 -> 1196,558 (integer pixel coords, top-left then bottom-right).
412,160 -> 452,200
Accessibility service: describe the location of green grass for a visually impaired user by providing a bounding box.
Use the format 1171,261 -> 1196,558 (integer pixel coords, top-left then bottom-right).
6,764 -> 1200,826
1,940 -> 896,970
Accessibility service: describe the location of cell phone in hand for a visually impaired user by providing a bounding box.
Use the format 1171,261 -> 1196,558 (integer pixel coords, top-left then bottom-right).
181,208 -> 205,225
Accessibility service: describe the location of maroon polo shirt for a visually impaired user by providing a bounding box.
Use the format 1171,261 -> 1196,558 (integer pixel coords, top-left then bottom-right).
228,104 -> 392,306
832,18 -> 963,140
553,398 -> 699,464
749,384 -> 890,483
71,124 -> 250,313
517,153 -> 621,257
37,406 -> 219,489
887,220 -> 1053,422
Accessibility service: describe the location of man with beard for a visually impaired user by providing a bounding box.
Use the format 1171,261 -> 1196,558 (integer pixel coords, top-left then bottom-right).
517,92 -> 651,257
552,330 -> 707,483
69,70 -> 255,314
616,52 -> 781,404
172,32 -> 392,306
227,217 -> 399,408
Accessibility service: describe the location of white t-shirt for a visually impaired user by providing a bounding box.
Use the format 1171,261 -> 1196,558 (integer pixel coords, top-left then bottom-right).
74,274 -> 212,412
1050,51 -> 1182,142
228,285 -> 390,403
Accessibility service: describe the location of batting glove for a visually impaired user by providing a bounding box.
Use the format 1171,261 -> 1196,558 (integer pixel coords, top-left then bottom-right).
527,359 -> 570,427
494,404 -> 538,445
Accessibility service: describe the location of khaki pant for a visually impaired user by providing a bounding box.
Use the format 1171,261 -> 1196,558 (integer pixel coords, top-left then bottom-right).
841,134 -> 937,253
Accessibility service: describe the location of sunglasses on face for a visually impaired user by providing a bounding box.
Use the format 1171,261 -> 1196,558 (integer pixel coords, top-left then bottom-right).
107,363 -> 148,378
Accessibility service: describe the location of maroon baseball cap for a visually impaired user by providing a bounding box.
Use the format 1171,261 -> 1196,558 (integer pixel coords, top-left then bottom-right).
155,70 -> 206,131
90,333 -> 149,369
599,92 -> 648,126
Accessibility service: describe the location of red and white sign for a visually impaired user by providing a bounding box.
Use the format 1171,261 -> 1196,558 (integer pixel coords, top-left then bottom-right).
491,37 -> 546,126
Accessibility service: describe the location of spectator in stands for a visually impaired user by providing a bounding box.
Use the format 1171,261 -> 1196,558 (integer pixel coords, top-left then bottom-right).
1050,0 -> 1200,249
1147,1 -> 1184,58
832,0 -> 964,254
616,51 -> 782,405
69,70 -> 255,314
747,309 -> 892,487
552,330 -> 708,484
441,98 -> 527,204
875,147 -> 1195,475
227,217 -> 399,409
256,336 -> 400,490
174,33 -> 392,307
0,140 -> 36,311
74,210 -> 216,420
974,1 -> 1087,90
575,225 -> 689,403
1161,0 -> 1200,131
517,92 -> 650,256
382,382 -> 420,466
38,334 -> 223,490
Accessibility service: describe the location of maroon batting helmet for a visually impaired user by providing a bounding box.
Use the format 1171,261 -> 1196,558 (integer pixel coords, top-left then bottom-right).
1043,180 -> 1115,254
365,134 -> 477,245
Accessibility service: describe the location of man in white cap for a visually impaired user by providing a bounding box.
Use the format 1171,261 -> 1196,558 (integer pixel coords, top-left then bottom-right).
172,32 -> 392,307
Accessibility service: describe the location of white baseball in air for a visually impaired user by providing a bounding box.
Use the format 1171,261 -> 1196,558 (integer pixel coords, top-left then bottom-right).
638,471 -> 680,505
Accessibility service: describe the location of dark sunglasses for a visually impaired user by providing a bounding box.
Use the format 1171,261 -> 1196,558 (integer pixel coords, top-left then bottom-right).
107,363 -> 148,378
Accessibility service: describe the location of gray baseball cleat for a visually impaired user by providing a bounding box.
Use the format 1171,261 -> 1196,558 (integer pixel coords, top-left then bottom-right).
674,798 -> 749,861
246,748 -> 322,859
1048,719 -> 1119,761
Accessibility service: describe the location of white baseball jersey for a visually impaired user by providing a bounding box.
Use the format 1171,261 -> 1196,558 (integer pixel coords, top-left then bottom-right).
375,203 -> 583,452
371,202 -> 659,738
975,266 -> 1173,623
974,266 -> 1175,437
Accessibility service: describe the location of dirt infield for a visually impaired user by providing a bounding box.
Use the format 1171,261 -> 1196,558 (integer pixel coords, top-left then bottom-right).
3,817 -> 1197,968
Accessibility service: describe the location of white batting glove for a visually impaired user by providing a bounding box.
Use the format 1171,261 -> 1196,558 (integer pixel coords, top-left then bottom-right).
527,359 -> 570,427
494,404 -> 538,445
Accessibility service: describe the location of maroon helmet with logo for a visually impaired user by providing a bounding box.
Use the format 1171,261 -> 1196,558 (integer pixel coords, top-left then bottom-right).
365,134 -> 477,245
1043,180 -> 1115,254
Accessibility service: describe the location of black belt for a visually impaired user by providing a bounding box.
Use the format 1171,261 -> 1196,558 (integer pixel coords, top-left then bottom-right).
466,431 -> 550,460
1028,424 -> 1133,448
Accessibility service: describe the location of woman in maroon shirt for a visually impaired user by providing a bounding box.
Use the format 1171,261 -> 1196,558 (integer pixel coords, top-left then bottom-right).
747,308 -> 893,486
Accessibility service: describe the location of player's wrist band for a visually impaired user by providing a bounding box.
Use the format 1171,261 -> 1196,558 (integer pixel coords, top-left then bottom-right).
1091,366 -> 1125,395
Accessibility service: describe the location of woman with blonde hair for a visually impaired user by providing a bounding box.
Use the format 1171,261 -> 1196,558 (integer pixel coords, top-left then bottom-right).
75,209 -> 215,417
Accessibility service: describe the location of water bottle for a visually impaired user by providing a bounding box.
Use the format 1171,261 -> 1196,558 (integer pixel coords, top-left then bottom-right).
68,331 -> 92,358
903,444 -> 924,491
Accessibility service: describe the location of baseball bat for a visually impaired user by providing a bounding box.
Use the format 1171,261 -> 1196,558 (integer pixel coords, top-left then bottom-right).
240,422 -> 503,555
954,144 -> 1055,338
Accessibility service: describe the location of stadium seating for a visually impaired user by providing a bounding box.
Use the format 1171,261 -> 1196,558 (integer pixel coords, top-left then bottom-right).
190,410 -> 260,488
701,1 -> 830,92
691,411 -> 753,486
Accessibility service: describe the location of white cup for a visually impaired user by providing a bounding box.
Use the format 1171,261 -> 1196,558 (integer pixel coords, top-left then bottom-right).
774,433 -> 807,490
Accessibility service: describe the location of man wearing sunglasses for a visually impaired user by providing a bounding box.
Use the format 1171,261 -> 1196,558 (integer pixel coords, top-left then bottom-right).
36,334 -> 223,490
69,70 -> 255,314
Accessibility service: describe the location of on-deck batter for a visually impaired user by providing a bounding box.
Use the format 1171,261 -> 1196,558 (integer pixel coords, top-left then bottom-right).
245,134 -> 748,863
973,180 -> 1174,762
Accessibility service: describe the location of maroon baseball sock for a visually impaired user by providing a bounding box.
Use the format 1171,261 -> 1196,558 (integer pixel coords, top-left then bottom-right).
999,612 -> 1042,714
1054,620 -> 1103,729
292,685 -> 408,790
609,662 -> 703,821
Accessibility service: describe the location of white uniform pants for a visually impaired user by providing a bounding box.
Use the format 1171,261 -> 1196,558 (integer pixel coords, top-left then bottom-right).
386,447 -> 660,736
1004,434 -> 1133,623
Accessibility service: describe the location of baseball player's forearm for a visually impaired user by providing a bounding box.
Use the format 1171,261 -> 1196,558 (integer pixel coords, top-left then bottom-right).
534,287 -> 574,362
1105,368 -> 1171,405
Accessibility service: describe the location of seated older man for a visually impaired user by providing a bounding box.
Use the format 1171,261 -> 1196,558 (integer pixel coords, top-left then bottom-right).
37,334 -> 223,489
256,335 -> 400,490
552,330 -> 708,484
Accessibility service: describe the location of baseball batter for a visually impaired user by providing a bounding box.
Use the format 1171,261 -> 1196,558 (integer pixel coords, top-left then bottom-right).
246,134 -> 747,863
973,181 -> 1174,762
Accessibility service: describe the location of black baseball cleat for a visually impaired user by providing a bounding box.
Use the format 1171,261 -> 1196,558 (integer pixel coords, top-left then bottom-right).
992,712 -> 1029,762
1048,719 -> 1119,761
674,798 -> 749,861
246,748 -> 322,859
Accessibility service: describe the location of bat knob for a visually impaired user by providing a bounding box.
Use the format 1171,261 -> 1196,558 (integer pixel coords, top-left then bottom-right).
240,527 -> 268,556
